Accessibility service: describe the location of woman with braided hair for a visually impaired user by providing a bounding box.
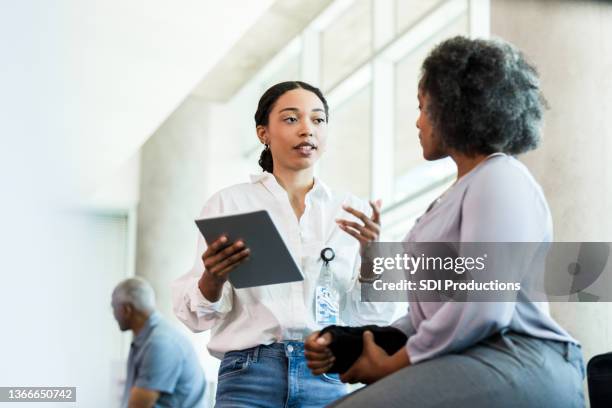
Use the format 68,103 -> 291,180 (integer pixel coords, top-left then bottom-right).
173,81 -> 396,407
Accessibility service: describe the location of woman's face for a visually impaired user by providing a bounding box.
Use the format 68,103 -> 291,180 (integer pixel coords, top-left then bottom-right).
416,91 -> 447,161
258,88 -> 328,172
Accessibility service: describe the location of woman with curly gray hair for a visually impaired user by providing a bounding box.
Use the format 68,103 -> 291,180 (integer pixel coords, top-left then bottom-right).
305,36 -> 585,407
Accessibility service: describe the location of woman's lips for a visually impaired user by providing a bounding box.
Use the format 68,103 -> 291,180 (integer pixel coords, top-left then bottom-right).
295,145 -> 315,156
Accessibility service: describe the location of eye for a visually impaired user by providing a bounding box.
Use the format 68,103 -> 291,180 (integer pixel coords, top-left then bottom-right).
313,118 -> 326,124
283,117 -> 297,123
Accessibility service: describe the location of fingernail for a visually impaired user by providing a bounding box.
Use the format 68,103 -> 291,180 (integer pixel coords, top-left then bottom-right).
236,241 -> 244,247
220,236 -> 227,242
316,337 -> 327,345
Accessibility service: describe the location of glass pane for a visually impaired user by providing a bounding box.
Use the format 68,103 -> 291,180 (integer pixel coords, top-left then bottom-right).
321,0 -> 372,91
393,13 -> 468,203
242,53 -> 302,156
258,54 -> 301,96
319,85 -> 371,199
395,0 -> 444,34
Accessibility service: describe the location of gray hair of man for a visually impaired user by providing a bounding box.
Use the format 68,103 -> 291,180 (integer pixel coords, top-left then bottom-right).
112,277 -> 156,313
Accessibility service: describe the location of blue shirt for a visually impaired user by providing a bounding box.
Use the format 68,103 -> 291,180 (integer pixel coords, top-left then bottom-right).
122,312 -> 206,408
392,153 -> 577,364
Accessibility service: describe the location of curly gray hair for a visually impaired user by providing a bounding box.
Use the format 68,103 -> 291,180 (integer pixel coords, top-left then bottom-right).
420,36 -> 546,156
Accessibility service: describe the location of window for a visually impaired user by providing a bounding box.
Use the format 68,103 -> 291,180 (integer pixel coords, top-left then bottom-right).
319,84 -> 372,199
321,0 -> 372,91
232,0 -> 487,231
393,12 -> 468,203
395,0 -> 445,34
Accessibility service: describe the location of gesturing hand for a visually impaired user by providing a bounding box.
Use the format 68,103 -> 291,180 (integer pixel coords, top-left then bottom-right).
336,200 -> 382,256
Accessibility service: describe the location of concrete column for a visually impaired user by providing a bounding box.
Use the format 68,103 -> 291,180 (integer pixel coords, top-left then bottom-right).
136,95 -> 210,319
491,0 -> 612,378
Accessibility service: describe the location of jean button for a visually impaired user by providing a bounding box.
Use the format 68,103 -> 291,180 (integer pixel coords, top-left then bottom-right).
287,344 -> 294,353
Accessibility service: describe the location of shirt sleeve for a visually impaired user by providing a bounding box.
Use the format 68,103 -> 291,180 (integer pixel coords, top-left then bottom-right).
134,338 -> 183,393
341,198 -> 397,326
406,161 -> 551,364
391,311 -> 417,337
171,193 -> 234,333
343,273 -> 398,326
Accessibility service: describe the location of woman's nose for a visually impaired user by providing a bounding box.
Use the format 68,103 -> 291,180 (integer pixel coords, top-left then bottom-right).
299,120 -> 314,136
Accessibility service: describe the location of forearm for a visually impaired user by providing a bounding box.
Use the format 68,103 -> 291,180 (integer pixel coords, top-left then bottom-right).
198,271 -> 224,302
382,347 -> 411,376
128,387 -> 159,408
359,258 -> 378,281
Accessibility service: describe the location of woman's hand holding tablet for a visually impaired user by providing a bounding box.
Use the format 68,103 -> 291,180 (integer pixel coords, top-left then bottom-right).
198,235 -> 250,302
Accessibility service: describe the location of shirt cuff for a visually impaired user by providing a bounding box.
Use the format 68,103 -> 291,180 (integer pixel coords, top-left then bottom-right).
405,335 -> 436,365
188,281 -> 227,317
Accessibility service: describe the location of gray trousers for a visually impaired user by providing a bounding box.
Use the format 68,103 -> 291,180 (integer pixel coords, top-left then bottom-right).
329,331 -> 585,408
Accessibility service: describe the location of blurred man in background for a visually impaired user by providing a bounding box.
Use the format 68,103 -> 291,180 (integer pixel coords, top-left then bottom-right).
112,277 -> 206,408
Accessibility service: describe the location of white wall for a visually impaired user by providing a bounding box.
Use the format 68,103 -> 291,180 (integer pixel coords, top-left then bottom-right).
491,0 -> 612,389
137,96 -> 211,319
1,0 -> 275,207
0,1 -> 278,405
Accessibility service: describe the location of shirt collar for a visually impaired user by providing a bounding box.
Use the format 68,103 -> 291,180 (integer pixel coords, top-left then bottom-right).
132,311 -> 161,348
250,172 -> 332,201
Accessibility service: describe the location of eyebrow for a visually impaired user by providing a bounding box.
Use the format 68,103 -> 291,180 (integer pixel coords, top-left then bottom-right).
278,107 -> 326,114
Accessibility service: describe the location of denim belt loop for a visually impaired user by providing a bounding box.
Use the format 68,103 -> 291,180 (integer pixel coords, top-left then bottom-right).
252,345 -> 261,363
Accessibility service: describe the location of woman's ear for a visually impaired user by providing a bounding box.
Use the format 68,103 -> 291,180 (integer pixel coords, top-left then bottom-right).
256,125 -> 268,145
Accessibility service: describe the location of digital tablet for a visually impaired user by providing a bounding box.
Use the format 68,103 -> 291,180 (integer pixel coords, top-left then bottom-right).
195,210 -> 304,289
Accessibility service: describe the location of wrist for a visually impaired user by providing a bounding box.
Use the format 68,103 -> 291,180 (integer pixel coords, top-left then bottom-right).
198,272 -> 224,302
384,347 -> 411,375
359,259 -> 380,282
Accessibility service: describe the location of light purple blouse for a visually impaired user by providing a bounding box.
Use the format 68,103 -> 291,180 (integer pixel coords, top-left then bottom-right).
392,153 -> 577,364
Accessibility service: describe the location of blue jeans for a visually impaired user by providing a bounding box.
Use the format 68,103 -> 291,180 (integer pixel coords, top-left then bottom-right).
215,341 -> 347,408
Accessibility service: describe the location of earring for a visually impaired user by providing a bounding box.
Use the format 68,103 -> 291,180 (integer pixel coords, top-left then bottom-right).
264,144 -> 269,151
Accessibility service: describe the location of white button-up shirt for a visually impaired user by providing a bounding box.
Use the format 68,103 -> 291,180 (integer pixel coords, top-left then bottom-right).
172,173 -> 396,358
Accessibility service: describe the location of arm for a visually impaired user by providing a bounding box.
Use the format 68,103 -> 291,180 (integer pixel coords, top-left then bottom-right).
339,331 -> 411,384
128,387 -> 159,408
131,339 -> 184,404
171,193 -> 236,332
406,162 -> 550,363
390,311 -> 417,337
343,259 -> 398,326
338,199 -> 397,326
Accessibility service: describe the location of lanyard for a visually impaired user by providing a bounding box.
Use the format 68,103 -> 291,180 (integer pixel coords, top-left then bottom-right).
320,247 -> 335,265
